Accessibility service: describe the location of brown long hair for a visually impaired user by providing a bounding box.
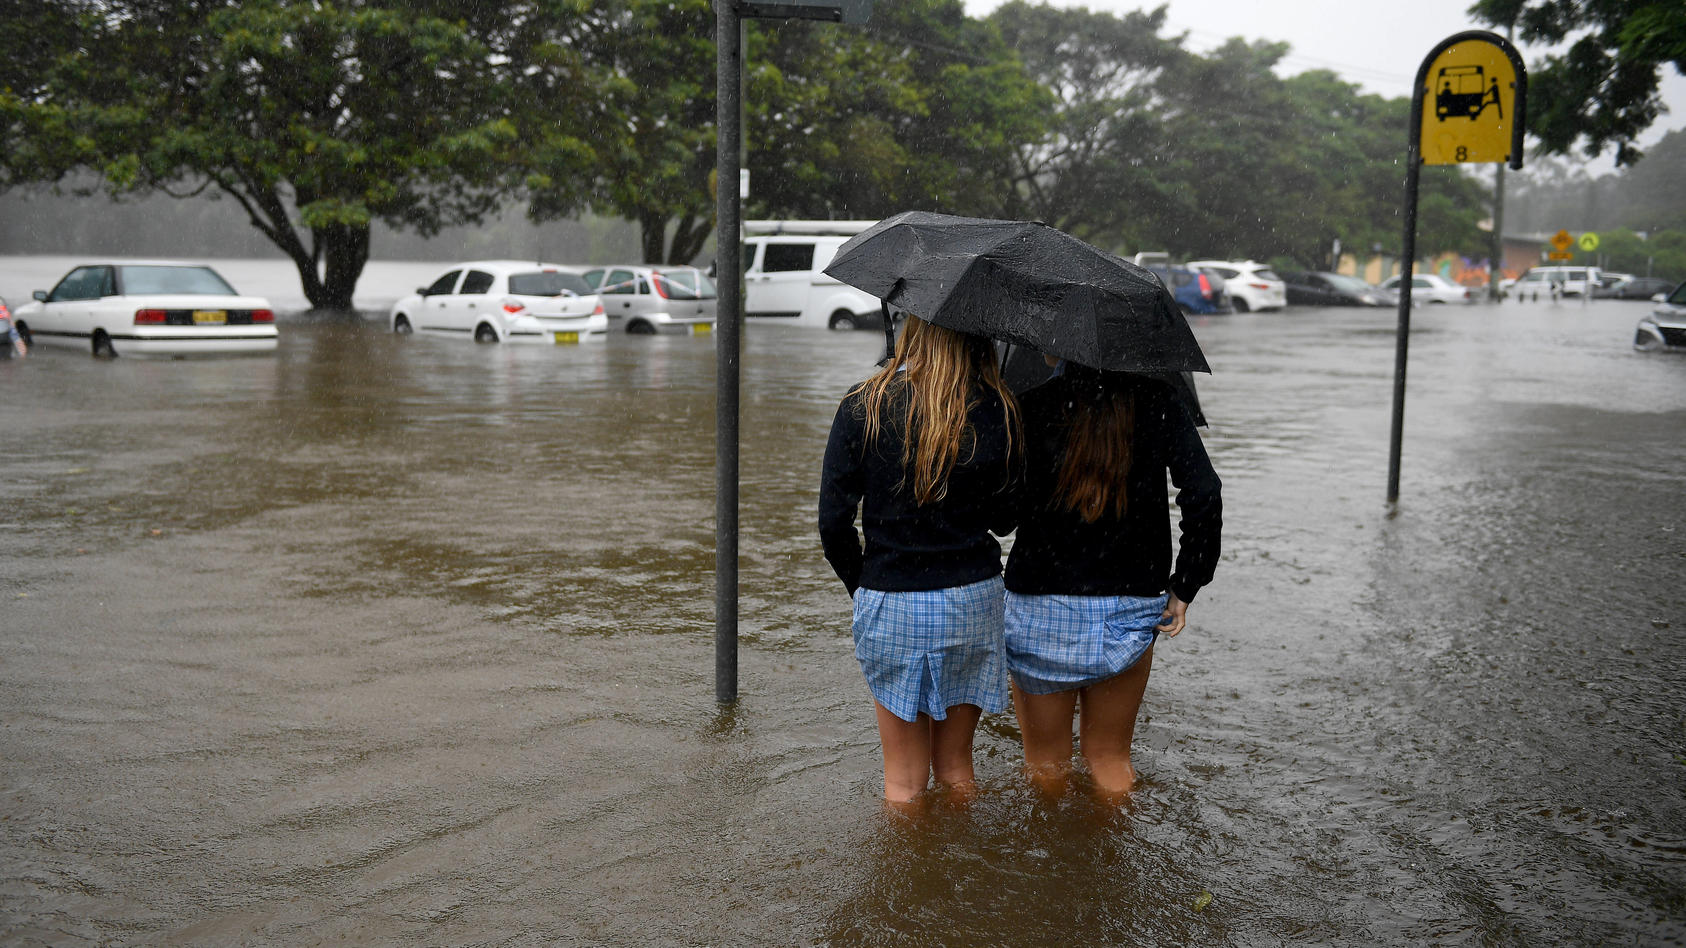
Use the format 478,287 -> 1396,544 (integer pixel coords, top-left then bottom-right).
1053,373 -> 1135,522
851,315 -> 1018,505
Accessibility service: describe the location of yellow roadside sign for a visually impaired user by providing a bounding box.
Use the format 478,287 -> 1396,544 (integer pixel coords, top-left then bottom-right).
1551,229 -> 1573,251
1420,37 -> 1522,165
1578,232 -> 1600,252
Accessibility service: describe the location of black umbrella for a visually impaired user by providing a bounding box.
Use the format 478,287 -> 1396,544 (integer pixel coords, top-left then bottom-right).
824,210 -> 1210,376
999,342 -> 1206,427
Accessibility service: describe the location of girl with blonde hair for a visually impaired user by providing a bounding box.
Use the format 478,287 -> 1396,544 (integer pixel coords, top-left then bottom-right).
819,314 -> 1019,804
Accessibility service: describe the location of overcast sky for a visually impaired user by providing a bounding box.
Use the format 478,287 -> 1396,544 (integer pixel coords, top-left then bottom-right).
961,0 -> 1686,170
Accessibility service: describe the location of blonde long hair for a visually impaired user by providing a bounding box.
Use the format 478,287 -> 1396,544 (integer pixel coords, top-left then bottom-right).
850,315 -> 1018,505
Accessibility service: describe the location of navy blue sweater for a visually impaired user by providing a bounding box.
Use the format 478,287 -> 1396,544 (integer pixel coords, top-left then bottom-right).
818,383 -> 1016,595
1003,373 -> 1221,602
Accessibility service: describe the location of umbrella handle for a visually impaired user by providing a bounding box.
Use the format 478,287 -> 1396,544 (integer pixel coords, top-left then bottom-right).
880,298 -> 896,364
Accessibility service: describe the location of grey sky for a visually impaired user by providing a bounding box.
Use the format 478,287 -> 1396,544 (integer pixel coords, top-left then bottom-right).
962,0 -> 1685,168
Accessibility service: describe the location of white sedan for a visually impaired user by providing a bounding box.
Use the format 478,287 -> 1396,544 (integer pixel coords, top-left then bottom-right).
389,261 -> 607,343
11,262 -> 278,357
1381,273 -> 1473,304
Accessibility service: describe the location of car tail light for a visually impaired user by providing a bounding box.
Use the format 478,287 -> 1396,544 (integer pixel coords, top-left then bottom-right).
1198,272 -> 1213,298
592,302 -> 604,315
251,309 -> 274,323
134,309 -> 166,324
1248,282 -> 1271,290
651,273 -> 670,299
502,299 -> 525,314
0,303 -> 9,319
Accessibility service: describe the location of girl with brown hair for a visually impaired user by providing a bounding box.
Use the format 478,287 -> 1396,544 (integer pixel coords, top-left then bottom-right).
1003,360 -> 1221,799
819,314 -> 1019,805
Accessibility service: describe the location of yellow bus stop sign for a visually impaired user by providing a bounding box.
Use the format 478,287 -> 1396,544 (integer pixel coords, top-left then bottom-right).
1418,34 -> 1524,167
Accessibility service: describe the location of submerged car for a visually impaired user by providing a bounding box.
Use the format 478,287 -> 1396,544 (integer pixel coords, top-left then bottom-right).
1145,263 -> 1230,315
1186,260 -> 1287,312
1381,273 -> 1473,304
1281,271 -> 1394,307
1634,281 -> 1686,351
10,262 -> 277,357
389,261 -> 607,343
577,265 -> 717,336
1599,276 -> 1676,300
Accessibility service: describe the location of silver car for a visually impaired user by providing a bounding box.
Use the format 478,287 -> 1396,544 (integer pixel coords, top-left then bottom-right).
1634,281 -> 1686,351
579,265 -> 717,336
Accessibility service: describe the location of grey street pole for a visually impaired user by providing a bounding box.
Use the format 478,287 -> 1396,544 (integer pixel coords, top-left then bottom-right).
714,0 -> 742,704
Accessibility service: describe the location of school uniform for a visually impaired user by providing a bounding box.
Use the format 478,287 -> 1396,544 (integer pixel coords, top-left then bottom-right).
818,382 -> 1016,722
1003,371 -> 1222,694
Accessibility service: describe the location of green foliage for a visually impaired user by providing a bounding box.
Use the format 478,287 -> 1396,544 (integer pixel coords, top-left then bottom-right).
2,0 -> 596,310
1471,0 -> 1686,165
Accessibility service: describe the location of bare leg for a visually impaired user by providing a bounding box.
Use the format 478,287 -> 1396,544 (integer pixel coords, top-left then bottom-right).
1011,680 -> 1079,797
874,701 -> 933,803
1077,646 -> 1154,799
929,703 -> 983,801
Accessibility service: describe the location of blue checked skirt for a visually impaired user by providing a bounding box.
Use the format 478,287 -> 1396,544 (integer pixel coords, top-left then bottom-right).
1004,592 -> 1168,695
851,575 -> 1009,723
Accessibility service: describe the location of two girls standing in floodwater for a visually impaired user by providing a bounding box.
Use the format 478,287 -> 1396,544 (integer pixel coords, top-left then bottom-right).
818,320 -> 1221,804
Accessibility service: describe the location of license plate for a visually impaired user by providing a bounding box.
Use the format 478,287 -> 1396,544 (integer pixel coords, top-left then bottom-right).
691,323 -> 712,336
192,310 -> 227,325
553,331 -> 579,344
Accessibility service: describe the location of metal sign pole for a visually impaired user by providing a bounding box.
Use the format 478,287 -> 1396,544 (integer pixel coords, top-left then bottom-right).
714,0 -> 742,704
1387,144 -> 1421,506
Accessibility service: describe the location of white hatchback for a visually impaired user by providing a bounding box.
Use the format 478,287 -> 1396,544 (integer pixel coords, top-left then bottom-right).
1186,260 -> 1286,312
11,262 -> 278,357
388,261 -> 607,344
577,265 -> 717,336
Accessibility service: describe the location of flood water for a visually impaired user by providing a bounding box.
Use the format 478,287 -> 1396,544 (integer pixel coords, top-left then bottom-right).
2,290 -> 1684,945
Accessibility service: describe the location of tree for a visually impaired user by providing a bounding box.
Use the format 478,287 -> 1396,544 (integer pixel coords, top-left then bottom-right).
1,1 -> 599,311
1470,0 -> 1686,165
987,1 -> 1178,246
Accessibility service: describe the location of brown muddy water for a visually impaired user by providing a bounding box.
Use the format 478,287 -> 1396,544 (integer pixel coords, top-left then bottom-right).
2,298 -> 1683,945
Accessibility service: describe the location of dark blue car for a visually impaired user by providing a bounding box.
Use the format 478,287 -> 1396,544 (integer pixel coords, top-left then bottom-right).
1146,264 -> 1230,315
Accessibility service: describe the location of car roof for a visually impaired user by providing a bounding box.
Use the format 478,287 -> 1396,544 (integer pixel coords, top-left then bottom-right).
446,260 -> 590,272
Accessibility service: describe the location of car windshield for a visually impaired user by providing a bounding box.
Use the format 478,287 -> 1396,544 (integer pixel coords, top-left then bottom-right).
1256,268 -> 1281,281
1325,274 -> 1375,294
655,270 -> 716,300
1669,282 -> 1686,305
118,265 -> 237,295
508,270 -> 593,297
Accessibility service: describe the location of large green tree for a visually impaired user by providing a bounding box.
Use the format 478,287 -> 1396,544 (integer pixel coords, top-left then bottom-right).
1,0 -> 598,311
1471,0 -> 1686,165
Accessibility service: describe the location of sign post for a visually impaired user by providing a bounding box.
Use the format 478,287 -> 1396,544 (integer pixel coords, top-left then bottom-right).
1388,31 -> 1525,505
715,0 -> 871,704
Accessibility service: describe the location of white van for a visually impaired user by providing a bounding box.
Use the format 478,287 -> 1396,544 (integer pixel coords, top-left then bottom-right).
1509,265 -> 1603,298
742,221 -> 883,330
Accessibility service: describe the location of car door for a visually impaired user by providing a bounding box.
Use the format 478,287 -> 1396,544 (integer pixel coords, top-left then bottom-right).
747,241 -> 814,317
41,265 -> 111,341
598,268 -> 640,320
450,269 -> 497,331
418,269 -> 462,333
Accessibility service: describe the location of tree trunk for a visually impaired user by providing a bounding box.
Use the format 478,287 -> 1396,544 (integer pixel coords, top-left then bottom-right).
639,209 -> 668,264
668,212 -> 713,265
310,223 -> 371,313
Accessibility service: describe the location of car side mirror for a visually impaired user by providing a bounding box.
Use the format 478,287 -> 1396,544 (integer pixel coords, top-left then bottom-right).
1654,293 -> 1668,303
32,290 -> 46,301
416,287 -> 430,297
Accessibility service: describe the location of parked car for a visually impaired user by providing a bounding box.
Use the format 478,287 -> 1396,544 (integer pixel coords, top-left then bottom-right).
1507,265 -> 1602,299
1185,260 -> 1287,312
1633,280 -> 1686,351
1281,272 -> 1394,307
10,261 -> 277,357
389,261 -> 607,343
577,265 -> 717,336
1380,273 -> 1473,304
1598,276 -> 1676,300
1145,263 -> 1230,315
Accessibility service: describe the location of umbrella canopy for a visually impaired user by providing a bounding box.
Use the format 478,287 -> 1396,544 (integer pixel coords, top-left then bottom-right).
824,210 -> 1210,376
1000,343 -> 1206,427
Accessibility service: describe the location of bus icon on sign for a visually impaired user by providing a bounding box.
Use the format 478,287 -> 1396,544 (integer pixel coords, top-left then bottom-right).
1435,64 -> 1502,120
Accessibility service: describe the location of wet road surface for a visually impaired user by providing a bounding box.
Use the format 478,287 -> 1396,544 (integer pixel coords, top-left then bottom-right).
2,298 -> 1683,944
